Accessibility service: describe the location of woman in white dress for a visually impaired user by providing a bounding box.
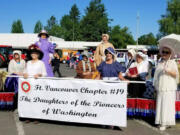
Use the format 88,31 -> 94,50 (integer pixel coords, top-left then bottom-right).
153,46 -> 179,131
23,44 -> 47,79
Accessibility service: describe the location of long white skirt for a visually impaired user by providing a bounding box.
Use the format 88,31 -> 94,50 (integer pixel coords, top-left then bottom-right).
155,91 -> 176,126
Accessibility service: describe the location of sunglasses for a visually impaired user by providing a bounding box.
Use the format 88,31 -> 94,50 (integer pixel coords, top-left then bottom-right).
162,50 -> 171,55
105,52 -> 112,55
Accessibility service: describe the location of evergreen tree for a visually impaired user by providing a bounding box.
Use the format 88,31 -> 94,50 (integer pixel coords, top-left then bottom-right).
80,0 -> 110,41
70,4 -> 80,23
34,20 -> 43,33
44,16 -> 64,38
60,4 -> 81,41
48,25 -> 64,38
11,19 -> 24,33
45,16 -> 57,32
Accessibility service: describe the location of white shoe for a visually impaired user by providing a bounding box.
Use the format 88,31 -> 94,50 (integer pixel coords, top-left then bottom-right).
159,126 -> 166,131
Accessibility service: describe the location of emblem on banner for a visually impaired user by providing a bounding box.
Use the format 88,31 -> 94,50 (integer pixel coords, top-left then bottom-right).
21,81 -> 31,93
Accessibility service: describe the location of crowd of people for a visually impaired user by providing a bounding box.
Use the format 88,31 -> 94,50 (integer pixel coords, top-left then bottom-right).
6,30 -> 179,131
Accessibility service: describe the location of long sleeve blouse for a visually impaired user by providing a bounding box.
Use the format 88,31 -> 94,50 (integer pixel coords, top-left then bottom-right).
153,59 -> 179,92
8,59 -> 26,74
24,60 -> 47,77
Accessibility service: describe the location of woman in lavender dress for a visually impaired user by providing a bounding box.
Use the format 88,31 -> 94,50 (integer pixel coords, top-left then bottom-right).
35,30 -> 55,77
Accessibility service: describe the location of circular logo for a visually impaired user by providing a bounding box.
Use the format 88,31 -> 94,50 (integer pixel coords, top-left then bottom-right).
21,81 -> 31,93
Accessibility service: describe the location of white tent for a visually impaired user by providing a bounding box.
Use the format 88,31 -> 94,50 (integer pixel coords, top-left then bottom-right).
0,33 -> 100,50
55,41 -> 100,50
127,45 -> 158,51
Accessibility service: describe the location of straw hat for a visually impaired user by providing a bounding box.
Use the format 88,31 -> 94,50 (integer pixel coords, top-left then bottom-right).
102,34 -> 109,40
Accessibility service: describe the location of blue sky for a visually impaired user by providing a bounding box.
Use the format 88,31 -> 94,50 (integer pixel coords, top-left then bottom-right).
0,0 -> 167,39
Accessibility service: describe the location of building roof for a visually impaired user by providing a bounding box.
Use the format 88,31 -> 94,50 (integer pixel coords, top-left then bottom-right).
0,33 -> 100,50
55,41 -> 100,50
127,45 -> 158,51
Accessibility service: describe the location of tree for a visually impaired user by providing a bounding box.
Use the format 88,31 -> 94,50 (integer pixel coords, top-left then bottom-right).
138,33 -> 157,45
44,16 -> 57,32
80,0 -> 110,41
11,19 -> 24,33
34,21 -> 43,33
158,0 -> 180,35
60,4 -> 81,41
48,25 -> 64,38
44,16 -> 64,38
69,4 -> 80,23
109,25 -> 135,48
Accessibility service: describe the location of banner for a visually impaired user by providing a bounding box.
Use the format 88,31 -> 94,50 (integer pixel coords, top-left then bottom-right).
18,77 -> 127,127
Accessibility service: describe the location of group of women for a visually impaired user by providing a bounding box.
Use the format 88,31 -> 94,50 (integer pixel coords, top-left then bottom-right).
94,34 -> 178,131
7,32 -> 179,131
8,30 -> 55,79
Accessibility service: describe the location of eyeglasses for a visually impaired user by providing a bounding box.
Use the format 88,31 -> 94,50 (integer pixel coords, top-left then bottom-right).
162,50 -> 170,55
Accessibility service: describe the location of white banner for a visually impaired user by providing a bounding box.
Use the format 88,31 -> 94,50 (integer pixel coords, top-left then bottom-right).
18,77 -> 127,127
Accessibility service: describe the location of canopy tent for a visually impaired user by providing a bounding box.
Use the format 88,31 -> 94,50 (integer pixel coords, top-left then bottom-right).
55,41 -> 100,50
127,45 -> 158,51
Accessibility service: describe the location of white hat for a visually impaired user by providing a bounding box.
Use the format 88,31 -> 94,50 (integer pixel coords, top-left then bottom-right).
13,50 -> 21,56
142,48 -> 148,52
136,52 -> 146,60
128,49 -> 136,58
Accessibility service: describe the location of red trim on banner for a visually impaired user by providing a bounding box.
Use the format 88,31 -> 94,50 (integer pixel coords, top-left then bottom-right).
127,98 -> 180,111
0,93 -> 14,102
176,101 -> 180,111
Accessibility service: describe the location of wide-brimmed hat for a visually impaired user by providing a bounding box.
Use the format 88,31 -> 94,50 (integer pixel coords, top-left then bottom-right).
38,30 -> 49,38
102,34 -> 109,40
105,47 -> 116,56
28,44 -> 44,60
158,34 -> 180,59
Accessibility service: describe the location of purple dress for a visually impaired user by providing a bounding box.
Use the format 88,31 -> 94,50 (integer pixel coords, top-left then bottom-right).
35,38 -> 55,77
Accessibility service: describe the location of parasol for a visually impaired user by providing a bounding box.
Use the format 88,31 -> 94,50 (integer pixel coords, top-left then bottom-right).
158,34 -> 180,57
